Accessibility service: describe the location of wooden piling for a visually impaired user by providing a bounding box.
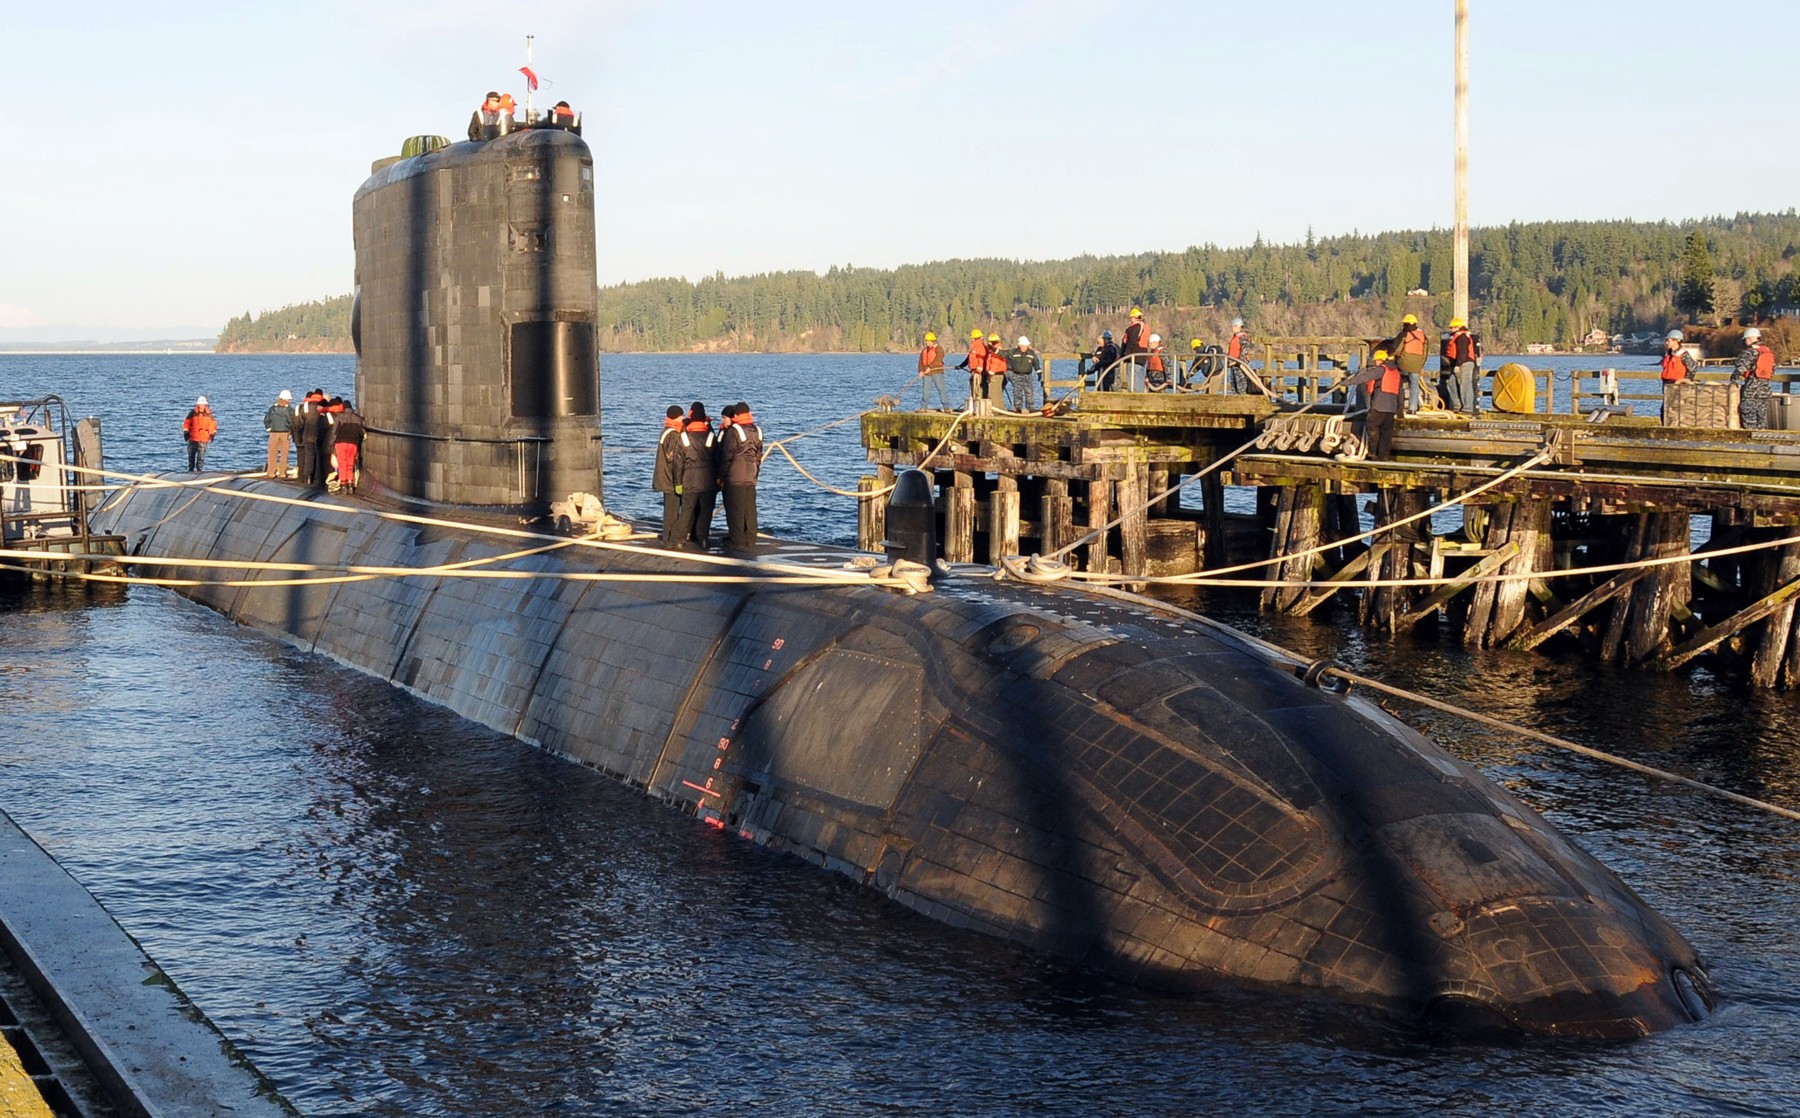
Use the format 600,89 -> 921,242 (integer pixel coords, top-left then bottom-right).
945,472 -> 976,564
857,475 -> 885,552
1265,484 -> 1326,612
1041,478 -> 1072,558
1751,538 -> 1800,688
1120,465 -> 1149,585
1362,489 -> 1428,631
1085,477 -> 1113,574
1464,500 -> 1553,647
989,477 -> 1021,564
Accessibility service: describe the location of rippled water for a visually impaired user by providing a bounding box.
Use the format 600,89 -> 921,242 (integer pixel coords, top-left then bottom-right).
1,353 -> 1797,1117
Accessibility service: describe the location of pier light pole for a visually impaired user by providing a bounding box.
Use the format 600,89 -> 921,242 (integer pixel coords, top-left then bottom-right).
1453,0 -> 1469,324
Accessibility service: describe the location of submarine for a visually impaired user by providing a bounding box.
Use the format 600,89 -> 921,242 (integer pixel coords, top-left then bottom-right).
90,121 -> 1716,1038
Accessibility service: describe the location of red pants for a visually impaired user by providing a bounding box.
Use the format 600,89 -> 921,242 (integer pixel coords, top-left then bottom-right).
334,443 -> 359,486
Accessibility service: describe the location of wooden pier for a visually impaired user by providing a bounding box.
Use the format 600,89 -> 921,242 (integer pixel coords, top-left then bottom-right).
860,342 -> 1800,687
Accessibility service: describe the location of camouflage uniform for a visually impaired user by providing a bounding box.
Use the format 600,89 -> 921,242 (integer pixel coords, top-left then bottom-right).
1734,343 -> 1773,430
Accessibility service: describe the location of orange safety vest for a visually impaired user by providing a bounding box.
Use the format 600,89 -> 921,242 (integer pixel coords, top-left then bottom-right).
919,343 -> 944,374
1228,330 -> 1247,359
1752,343 -> 1775,379
1660,349 -> 1690,383
1399,327 -> 1427,356
968,339 -> 988,371
1377,361 -> 1402,399
984,347 -> 1008,375
1146,346 -> 1165,373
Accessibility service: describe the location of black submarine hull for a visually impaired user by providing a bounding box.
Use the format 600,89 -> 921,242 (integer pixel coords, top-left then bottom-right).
92,480 -> 1710,1038
91,125 -> 1715,1037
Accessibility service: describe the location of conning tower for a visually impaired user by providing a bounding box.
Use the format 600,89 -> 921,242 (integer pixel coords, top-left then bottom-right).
352,129 -> 601,515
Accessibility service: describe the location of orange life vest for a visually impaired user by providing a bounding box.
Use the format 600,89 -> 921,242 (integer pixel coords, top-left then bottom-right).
1228,330 -> 1247,359
1376,361 -> 1402,399
919,343 -> 944,374
968,339 -> 988,371
1752,343 -> 1775,379
1660,349 -> 1690,383
1146,346 -> 1165,373
1399,327 -> 1427,356
185,410 -> 217,443
984,347 -> 1008,375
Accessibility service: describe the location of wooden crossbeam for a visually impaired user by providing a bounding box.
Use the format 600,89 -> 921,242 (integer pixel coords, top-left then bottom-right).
1508,566 -> 1652,651
1287,543 -> 1385,617
1399,542 -> 1519,627
1654,575 -> 1800,671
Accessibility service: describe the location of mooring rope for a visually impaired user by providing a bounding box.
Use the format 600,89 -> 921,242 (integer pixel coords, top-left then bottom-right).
1312,664 -> 1800,824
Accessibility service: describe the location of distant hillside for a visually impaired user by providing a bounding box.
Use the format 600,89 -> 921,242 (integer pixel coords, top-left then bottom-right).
216,296 -> 354,353
221,212 -> 1800,354
599,212 -> 1800,353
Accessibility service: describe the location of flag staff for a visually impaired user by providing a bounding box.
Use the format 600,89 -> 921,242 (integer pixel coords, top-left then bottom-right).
524,34 -> 535,122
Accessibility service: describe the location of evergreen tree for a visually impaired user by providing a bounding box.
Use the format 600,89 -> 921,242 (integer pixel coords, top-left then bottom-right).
1676,231 -> 1716,321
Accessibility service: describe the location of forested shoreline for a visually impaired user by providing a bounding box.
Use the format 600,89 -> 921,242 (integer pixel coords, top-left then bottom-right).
215,213 -> 1800,354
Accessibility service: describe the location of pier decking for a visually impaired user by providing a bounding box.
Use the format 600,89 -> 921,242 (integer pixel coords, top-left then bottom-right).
860,343 -> 1800,687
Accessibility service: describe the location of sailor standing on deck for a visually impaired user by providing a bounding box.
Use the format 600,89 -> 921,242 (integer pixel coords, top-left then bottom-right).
917,332 -> 950,411
955,329 -> 989,407
468,91 -> 509,141
1391,314 -> 1430,412
263,390 -> 294,478
1120,308 -> 1148,391
182,397 -> 217,472
653,405 -> 685,544
673,403 -> 718,550
720,401 -> 764,551
1733,327 -> 1776,430
331,399 -> 365,494
1345,349 -> 1403,460
293,389 -> 330,490
1003,336 -> 1043,412
1659,330 -> 1697,414
1226,318 -> 1252,394
1092,331 -> 1121,391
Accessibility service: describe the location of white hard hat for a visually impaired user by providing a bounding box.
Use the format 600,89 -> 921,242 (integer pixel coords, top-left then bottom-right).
196,396 -> 208,406
1745,327 -> 1763,341
1149,333 -> 1161,345
1017,335 -> 1030,347
278,389 -> 292,400
1666,330 -> 1683,341
1230,317 -> 1245,328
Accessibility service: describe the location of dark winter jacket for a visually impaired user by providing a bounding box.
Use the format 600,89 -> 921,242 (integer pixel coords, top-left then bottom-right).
719,421 -> 764,487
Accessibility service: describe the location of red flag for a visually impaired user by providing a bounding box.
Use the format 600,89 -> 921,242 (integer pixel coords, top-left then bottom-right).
519,66 -> 539,91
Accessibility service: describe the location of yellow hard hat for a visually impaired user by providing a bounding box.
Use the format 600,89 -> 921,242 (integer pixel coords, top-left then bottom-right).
1373,349 -> 1391,361
971,329 -> 984,339
988,333 -> 1000,342
925,331 -> 936,342
1402,313 -> 1418,325
1449,317 -> 1465,329
1130,307 -> 1142,317
1191,338 -> 1202,348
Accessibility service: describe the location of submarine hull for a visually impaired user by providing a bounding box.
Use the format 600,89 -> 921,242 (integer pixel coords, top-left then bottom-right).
91,480 -> 1712,1038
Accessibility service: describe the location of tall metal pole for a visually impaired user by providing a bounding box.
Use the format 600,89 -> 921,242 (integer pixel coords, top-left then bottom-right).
525,34 -> 535,123
1453,0 -> 1470,323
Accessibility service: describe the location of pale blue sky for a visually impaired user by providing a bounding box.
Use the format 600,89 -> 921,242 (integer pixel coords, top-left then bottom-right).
1,0 -> 1792,340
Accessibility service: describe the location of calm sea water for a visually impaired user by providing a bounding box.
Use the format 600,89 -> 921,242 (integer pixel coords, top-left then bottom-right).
0,353 -> 1796,1118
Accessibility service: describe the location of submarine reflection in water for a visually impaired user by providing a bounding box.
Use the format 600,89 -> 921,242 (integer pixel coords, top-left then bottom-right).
91,123 -> 1715,1038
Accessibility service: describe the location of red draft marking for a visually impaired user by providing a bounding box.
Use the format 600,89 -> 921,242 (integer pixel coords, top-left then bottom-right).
717,737 -> 731,750
703,816 -> 726,830
763,659 -> 773,670
680,780 -> 721,798
772,638 -> 785,650
712,757 -> 722,770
